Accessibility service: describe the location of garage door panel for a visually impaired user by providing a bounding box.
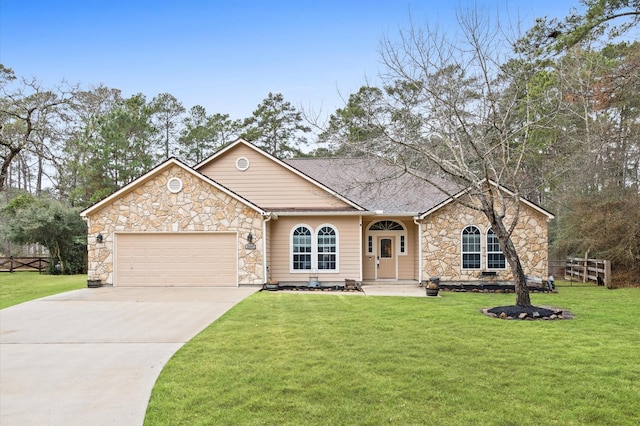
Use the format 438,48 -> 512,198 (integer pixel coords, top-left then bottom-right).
116,233 -> 236,287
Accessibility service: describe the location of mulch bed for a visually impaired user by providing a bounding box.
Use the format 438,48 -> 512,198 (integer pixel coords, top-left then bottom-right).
482,305 -> 574,320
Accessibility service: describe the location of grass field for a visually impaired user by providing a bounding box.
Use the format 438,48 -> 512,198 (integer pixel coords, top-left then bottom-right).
0,272 -> 86,309
145,285 -> 639,425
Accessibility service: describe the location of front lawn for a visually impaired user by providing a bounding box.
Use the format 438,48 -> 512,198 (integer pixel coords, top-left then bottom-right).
0,272 -> 86,309
145,286 -> 640,425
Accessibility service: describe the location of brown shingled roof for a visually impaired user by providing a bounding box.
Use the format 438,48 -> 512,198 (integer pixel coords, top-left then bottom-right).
284,158 -> 463,214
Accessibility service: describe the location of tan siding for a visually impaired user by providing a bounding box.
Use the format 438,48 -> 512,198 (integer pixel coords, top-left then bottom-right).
197,144 -> 352,209
268,216 -> 361,283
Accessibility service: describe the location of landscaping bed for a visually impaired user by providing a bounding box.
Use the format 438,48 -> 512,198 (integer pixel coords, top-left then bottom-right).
440,281 -> 554,293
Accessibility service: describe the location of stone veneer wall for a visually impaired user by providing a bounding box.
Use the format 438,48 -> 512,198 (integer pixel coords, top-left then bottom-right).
421,201 -> 550,282
85,164 -> 264,286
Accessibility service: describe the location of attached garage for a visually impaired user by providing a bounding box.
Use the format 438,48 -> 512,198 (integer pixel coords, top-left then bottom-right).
115,233 -> 237,287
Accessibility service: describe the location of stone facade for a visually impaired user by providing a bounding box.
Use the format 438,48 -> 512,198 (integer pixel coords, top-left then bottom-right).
420,200 -> 550,282
85,164 -> 264,286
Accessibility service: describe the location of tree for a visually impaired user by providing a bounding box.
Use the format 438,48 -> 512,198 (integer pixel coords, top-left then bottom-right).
334,11 -> 560,306
556,191 -> 640,286
1,193 -> 87,273
57,85 -> 123,207
0,65 -> 75,194
178,106 -> 241,164
522,0 -> 640,54
241,92 -> 311,157
81,94 -> 156,203
318,86 -> 386,157
149,93 -> 185,160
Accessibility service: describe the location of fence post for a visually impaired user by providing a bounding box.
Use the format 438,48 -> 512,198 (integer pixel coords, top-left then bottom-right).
9,255 -> 14,273
604,260 -> 611,289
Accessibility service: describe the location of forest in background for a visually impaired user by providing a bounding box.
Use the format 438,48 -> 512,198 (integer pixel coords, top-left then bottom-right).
1,0 -> 638,285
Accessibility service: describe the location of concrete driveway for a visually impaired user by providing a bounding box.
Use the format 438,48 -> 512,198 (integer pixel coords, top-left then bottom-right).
0,286 -> 259,426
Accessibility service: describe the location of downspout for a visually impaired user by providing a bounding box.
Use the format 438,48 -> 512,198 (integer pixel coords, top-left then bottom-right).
359,215 -> 363,282
413,216 -> 423,286
262,212 -> 273,285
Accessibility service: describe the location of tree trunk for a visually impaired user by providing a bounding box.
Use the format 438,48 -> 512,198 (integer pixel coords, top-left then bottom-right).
502,236 -> 531,307
1,147 -> 19,191
485,207 -> 532,307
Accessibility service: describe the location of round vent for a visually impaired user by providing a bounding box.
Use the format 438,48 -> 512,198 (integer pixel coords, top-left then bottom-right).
167,177 -> 183,193
236,156 -> 250,171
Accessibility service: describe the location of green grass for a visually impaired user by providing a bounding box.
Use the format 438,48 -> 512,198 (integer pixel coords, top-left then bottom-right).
145,286 -> 640,425
0,272 -> 86,309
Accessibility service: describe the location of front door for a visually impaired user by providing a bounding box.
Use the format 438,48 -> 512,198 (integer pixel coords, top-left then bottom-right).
377,236 -> 397,280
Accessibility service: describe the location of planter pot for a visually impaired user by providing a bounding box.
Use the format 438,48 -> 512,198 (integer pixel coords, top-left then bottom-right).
87,279 -> 101,288
426,287 -> 439,297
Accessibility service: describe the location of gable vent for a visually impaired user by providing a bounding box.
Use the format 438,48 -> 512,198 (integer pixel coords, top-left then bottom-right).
236,156 -> 250,171
167,177 -> 183,193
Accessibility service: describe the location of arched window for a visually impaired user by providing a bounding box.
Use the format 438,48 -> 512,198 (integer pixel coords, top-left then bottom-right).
370,220 -> 404,231
486,229 -> 506,269
462,226 -> 481,269
317,226 -> 337,270
292,226 -> 312,270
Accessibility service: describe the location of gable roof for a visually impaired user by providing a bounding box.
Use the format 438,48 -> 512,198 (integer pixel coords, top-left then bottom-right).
80,157 -> 266,217
418,179 -> 555,220
284,157 -> 463,214
195,139 -> 365,211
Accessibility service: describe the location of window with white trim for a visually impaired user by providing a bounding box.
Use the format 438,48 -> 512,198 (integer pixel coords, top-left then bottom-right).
486,229 -> 506,269
317,226 -> 337,270
292,226 -> 312,270
462,226 -> 481,269
291,225 -> 339,272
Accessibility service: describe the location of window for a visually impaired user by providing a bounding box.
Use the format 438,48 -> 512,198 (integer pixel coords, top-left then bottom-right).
380,238 -> 392,258
462,226 -> 481,269
400,235 -> 405,254
291,225 -> 338,272
370,220 -> 404,231
317,226 -> 336,270
487,229 -> 506,269
292,226 -> 312,270
367,235 -> 373,254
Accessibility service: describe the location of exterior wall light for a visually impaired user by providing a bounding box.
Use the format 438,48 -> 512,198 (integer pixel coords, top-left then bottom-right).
247,232 -> 253,243
96,233 -> 103,243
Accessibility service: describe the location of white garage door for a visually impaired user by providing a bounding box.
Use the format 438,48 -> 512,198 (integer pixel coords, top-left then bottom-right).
115,233 -> 237,287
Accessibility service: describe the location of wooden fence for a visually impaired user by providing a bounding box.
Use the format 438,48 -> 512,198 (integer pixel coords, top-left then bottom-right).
565,257 -> 611,288
0,256 -> 50,273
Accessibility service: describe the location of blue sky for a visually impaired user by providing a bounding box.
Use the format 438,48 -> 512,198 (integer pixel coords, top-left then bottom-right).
1,0 -> 580,121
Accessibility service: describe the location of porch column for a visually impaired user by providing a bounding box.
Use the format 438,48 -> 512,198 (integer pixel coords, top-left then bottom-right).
414,217 -> 423,285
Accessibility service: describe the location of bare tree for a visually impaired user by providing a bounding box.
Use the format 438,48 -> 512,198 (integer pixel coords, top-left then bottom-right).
0,65 -> 75,194
337,12 -> 558,306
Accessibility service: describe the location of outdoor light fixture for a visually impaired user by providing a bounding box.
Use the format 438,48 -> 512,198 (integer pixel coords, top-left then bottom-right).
96,233 -> 103,243
247,232 -> 253,243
